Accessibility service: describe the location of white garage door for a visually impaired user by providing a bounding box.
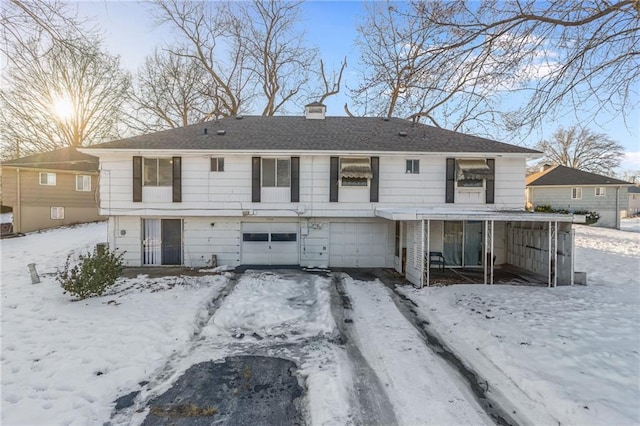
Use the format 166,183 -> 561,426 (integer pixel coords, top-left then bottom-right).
329,222 -> 388,267
242,222 -> 299,265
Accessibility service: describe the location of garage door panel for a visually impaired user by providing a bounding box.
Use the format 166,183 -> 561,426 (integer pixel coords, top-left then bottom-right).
329,221 -> 389,268
242,222 -> 298,265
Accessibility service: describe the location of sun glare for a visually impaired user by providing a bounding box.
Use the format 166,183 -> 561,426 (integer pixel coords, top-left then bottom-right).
53,97 -> 74,120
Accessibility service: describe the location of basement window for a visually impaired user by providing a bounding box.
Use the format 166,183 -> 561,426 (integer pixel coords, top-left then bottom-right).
50,207 -> 64,220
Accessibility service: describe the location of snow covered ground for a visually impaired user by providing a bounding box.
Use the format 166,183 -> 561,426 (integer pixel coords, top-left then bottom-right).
399,218 -> 640,425
2,219 -> 639,425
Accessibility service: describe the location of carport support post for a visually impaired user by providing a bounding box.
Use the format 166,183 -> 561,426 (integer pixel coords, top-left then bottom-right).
483,220 -> 494,285
423,219 -> 430,288
548,221 -> 558,288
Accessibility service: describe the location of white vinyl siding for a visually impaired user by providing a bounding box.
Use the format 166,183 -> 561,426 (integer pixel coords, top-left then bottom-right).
95,154 -> 528,217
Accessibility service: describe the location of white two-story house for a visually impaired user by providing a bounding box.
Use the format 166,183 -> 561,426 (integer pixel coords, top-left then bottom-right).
82,104 -> 575,287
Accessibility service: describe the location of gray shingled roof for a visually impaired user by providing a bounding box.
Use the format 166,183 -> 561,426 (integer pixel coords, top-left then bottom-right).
1,147 -> 98,172
526,165 -> 631,186
627,185 -> 640,193
84,116 -> 540,154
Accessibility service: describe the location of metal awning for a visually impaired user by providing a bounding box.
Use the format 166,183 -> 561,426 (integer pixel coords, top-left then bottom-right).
374,207 -> 574,222
456,159 -> 493,180
340,158 -> 372,178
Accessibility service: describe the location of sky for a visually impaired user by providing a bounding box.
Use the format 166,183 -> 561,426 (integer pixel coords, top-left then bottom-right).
74,1 -> 639,172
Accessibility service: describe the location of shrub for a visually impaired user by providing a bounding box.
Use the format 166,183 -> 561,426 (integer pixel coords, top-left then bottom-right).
573,210 -> 600,225
534,205 -> 569,214
57,246 -> 125,300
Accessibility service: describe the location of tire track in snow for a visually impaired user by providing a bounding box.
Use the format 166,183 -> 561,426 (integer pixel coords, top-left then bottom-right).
330,275 -> 399,426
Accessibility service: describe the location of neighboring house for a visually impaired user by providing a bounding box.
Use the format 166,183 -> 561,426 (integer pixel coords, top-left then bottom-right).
82,104 -> 576,287
0,147 -> 103,234
627,186 -> 640,217
525,164 -> 631,229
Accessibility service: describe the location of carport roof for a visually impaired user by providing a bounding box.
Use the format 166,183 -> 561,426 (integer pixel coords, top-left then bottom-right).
375,207 -> 574,222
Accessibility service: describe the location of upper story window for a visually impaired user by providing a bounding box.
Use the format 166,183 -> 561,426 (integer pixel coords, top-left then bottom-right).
341,158 -> 371,186
262,158 -> 290,187
210,157 -> 224,172
76,175 -> 91,191
39,172 -> 56,186
456,159 -> 491,188
572,187 -> 582,199
406,159 -> 420,174
143,158 -> 172,186
595,187 -> 606,196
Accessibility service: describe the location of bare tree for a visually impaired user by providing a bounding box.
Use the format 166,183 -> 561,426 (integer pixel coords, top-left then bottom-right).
150,0 -> 328,117
229,0 -> 318,115
0,36 -> 131,158
407,0 -> 640,131
317,57 -> 347,104
534,126 -> 625,175
352,2 -> 507,134
151,0 -> 248,118
128,49 -> 216,132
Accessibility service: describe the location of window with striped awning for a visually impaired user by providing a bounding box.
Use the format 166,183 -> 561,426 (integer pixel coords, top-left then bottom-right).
456,159 -> 493,181
340,158 -> 372,179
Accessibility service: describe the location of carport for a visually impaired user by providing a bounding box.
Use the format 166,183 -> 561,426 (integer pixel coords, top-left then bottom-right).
376,208 -> 575,288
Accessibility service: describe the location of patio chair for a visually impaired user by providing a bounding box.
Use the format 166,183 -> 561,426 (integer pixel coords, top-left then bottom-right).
429,251 -> 445,271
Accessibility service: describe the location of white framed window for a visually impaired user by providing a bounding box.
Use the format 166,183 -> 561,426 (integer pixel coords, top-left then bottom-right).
210,157 -> 224,172
595,187 -> 606,196
50,207 -> 64,220
572,187 -> 582,199
341,177 -> 368,186
406,159 -> 420,174
143,158 -> 172,186
262,158 -> 290,187
76,175 -> 91,191
39,172 -> 56,186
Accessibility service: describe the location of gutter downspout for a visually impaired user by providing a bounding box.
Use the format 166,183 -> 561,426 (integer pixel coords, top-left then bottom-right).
616,186 -> 621,229
15,168 -> 21,233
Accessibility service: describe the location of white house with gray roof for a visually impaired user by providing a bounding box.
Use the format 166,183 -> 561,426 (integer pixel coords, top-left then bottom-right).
526,165 -> 632,229
82,104 -> 576,287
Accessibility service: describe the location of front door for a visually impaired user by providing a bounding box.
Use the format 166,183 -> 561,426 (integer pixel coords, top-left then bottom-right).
143,218 -> 182,265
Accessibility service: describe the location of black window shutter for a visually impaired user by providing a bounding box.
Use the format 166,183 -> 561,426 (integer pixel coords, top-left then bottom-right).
132,156 -> 142,202
252,157 -> 261,202
290,157 -> 300,202
329,156 -> 339,202
445,158 -> 455,204
370,156 -> 379,202
486,158 -> 495,204
172,157 -> 182,202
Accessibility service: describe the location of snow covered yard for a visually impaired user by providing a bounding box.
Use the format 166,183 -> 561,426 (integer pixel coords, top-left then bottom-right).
399,219 -> 640,425
1,223 -> 231,425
